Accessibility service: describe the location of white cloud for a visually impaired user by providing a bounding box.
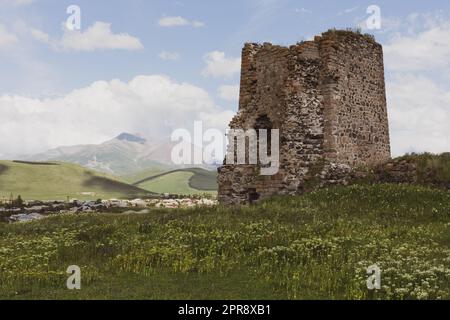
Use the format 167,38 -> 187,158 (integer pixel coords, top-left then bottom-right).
379,14 -> 450,156
158,51 -> 180,61
380,16 -> 402,32
384,21 -> 450,71
218,85 -> 239,101
0,75 -> 234,155
337,6 -> 359,16
202,51 -> 241,79
0,24 -> 18,48
158,16 -> 204,28
158,16 -> 189,27
198,110 -> 235,130
295,8 -> 312,14
30,28 -> 50,44
387,74 -> 450,156
32,22 -> 143,51
59,22 -> 143,51
192,21 -> 205,28
0,0 -> 34,6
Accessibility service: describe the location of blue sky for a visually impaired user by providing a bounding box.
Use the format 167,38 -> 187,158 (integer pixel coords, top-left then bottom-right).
0,0 -> 449,157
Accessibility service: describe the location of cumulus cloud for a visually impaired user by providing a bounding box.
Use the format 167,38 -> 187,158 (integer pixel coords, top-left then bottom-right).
218,85 -> 239,101
60,22 -> 143,51
198,110 -> 235,130
202,51 -> 241,79
158,16 -> 204,28
32,22 -> 143,51
387,74 -> 450,156
381,15 -> 450,156
158,51 -> 180,61
384,20 -> 450,71
0,75 -> 235,156
0,24 -> 18,48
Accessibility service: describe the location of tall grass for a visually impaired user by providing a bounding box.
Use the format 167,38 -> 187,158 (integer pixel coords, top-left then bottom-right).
0,184 -> 449,300
402,153 -> 450,184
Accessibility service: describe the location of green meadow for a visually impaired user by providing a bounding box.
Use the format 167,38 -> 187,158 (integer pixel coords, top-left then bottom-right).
0,160 -> 151,201
0,184 -> 448,300
128,168 -> 218,196
0,161 -> 217,200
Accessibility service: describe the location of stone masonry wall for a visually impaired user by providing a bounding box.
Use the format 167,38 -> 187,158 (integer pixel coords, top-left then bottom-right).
320,32 -> 391,166
218,30 -> 391,205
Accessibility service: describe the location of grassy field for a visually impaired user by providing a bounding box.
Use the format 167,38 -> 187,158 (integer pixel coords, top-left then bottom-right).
120,165 -> 173,184
130,168 -> 217,195
186,168 -> 218,190
135,171 -> 204,195
0,160 -> 152,201
0,184 -> 449,300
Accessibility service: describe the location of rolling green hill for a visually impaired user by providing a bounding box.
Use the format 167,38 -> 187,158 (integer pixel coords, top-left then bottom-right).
0,161 -> 152,201
120,165 -> 174,184
130,168 -> 218,195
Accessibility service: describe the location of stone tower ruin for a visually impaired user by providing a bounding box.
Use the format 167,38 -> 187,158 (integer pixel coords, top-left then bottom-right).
218,30 -> 391,205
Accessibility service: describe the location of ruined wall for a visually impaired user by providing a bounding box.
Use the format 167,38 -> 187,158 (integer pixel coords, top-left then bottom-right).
218,43 -> 291,204
320,32 -> 391,166
218,30 -> 391,205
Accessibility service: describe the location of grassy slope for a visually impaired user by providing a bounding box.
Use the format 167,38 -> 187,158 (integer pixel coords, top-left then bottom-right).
0,184 -> 449,300
187,168 -> 218,190
0,161 -> 151,201
120,164 -> 173,184
130,168 -> 217,195
137,171 -> 201,195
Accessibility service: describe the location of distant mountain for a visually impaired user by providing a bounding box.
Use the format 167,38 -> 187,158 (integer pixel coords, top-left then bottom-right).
25,133 -> 176,175
24,133 -> 216,176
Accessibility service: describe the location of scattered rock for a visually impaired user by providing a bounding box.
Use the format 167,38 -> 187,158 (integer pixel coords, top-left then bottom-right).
9,212 -> 44,223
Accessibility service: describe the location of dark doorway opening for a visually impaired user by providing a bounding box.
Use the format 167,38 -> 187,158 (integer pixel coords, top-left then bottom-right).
248,188 -> 260,204
255,114 -> 274,160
